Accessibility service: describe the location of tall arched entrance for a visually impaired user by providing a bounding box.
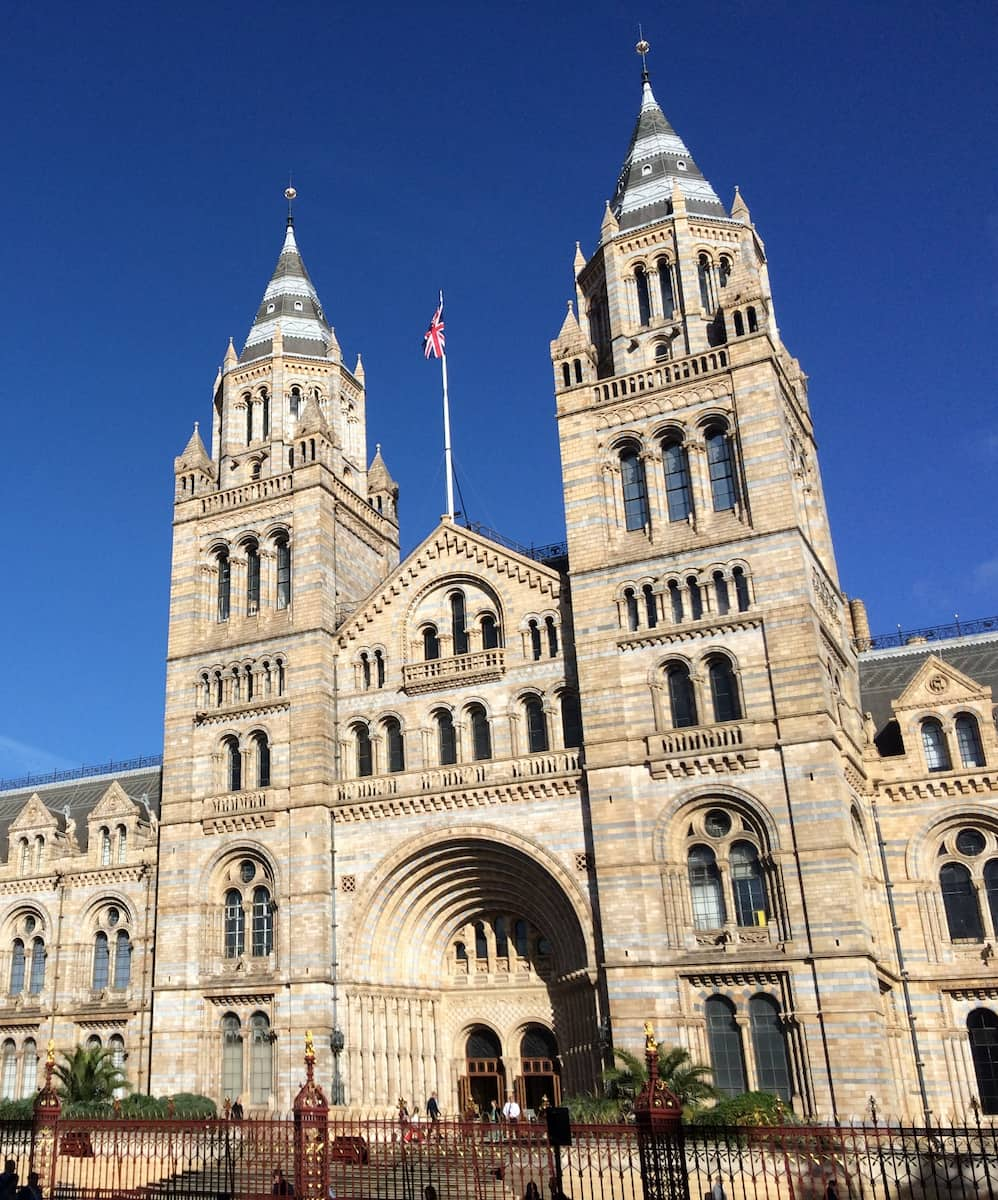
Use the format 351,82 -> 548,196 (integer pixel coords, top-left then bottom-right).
343,831 -> 599,1110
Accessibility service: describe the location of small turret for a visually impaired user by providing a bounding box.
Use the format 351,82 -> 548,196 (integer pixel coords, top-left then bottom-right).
731,185 -> 751,224
550,301 -> 596,393
367,443 -> 399,524
223,337 -> 238,371
327,327 -> 342,362
174,422 -> 215,501
600,201 -> 619,243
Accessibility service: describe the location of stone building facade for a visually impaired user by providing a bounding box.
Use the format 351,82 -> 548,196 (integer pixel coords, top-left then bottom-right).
1,67 -> 996,1121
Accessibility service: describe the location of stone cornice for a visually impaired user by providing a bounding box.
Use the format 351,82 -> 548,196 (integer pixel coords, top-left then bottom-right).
194,700 -> 290,726
876,773 -> 998,803
333,776 -> 580,823
618,614 -> 761,650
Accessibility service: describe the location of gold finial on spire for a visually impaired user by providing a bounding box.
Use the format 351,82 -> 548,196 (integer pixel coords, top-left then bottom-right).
46,1039 -> 55,1067
285,177 -> 297,227
305,1029 -> 315,1059
644,1021 -> 656,1053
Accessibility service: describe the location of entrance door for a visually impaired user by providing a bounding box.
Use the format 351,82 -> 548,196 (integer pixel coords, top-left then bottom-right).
519,1026 -> 561,1114
463,1026 -> 505,1118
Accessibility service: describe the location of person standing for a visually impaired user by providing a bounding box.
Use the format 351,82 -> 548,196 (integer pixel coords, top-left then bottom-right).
15,1175 -> 41,1200
502,1094 -> 521,1124
0,1160 -> 18,1200
426,1091 -> 441,1124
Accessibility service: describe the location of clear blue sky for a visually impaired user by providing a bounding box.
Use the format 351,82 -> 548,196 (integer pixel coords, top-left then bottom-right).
1,0 -> 995,780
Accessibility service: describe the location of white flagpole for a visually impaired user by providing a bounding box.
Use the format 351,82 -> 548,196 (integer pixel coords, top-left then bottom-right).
439,294 -> 455,519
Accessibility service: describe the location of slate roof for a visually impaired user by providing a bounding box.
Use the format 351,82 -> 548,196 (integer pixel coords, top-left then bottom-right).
859,632 -> 998,754
0,765 -> 162,854
610,76 -> 728,231
240,220 -> 331,363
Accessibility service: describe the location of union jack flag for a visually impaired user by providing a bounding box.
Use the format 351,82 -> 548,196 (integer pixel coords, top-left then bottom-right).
423,293 -> 445,359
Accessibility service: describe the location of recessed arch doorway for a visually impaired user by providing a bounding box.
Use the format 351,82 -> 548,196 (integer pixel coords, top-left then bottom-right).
343,831 -> 598,1110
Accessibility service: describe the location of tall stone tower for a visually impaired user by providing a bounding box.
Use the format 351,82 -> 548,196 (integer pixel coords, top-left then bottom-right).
154,209 -> 399,1103
552,53 -> 891,1117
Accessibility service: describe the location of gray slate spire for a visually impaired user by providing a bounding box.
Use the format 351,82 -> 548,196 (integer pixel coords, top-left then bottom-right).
610,76 -> 726,231
240,219 -> 331,363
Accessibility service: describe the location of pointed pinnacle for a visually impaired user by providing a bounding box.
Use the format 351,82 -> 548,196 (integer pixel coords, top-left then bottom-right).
354,353 -> 365,381
601,201 -> 619,237
731,185 -> 751,223
224,336 -> 238,367
574,241 -> 586,276
327,326 -> 342,361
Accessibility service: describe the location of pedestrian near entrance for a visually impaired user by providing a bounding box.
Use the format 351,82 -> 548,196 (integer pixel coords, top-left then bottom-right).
272,1169 -> 294,1196
426,1091 -> 441,1124
502,1095 -> 521,1123
0,1159 -> 18,1200
524,1182 -> 541,1200
15,1175 -> 41,1200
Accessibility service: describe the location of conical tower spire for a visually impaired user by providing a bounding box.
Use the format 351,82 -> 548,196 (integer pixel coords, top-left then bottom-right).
610,43 -> 726,231
240,206 -> 331,363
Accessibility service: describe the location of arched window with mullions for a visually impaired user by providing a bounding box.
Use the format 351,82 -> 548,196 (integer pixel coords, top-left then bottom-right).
713,571 -> 731,615
216,549 -> 231,621
688,845 -> 725,928
113,930 -> 132,989
354,724 -> 373,778
436,710 -> 457,766
705,425 -> 739,512
545,616 -> 559,657
92,931 -> 110,990
661,437 -> 693,522
560,692 -> 583,749
468,704 -> 492,761
657,258 -> 675,319
730,841 -> 767,926
619,446 -> 649,532
252,732 -> 271,788
985,859 -> 998,934
635,266 -> 651,326
9,941 -> 25,995
246,542 -> 261,614
922,719 -> 950,772
697,253 -> 716,311
481,614 -> 500,649
28,939 -> 45,994
968,1009 -> 998,1114
624,588 -> 639,631
249,1013 -> 272,1107
956,714 -> 985,768
708,656 -> 742,723
422,625 -> 440,661
224,889 -> 245,958
451,592 -> 469,656
667,662 -> 698,728
528,620 -> 543,661
275,534 -> 291,610
749,995 -> 791,1100
643,584 -> 658,628
21,1039 -> 37,1099
224,736 -> 242,792
0,1041 -> 15,1101
705,997 -> 746,1096
525,697 -> 549,753
733,566 -> 750,611
668,580 -> 684,623
221,1015 -> 243,1101
939,862 -> 984,940
251,887 -> 273,957
385,717 -> 405,773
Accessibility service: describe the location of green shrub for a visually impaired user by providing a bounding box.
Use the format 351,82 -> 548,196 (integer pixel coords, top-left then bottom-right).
691,1091 -> 795,1127
167,1093 -> 217,1117
0,1098 -> 34,1120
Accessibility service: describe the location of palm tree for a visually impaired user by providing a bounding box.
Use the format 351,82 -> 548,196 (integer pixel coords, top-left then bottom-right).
53,1046 -> 130,1103
603,1042 -> 717,1109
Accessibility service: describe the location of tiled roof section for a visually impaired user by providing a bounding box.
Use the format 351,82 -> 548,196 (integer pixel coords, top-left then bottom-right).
0,765 -> 161,853
240,221 -> 331,363
610,79 -> 727,231
859,633 -> 998,736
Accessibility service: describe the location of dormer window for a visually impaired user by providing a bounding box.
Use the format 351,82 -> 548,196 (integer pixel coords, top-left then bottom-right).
293,300 -> 303,312
641,163 -> 653,176
266,303 -> 276,314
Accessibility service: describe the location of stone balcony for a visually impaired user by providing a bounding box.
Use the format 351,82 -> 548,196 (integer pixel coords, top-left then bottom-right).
645,720 -> 768,778
201,789 -> 277,833
333,748 -> 581,805
401,649 -> 506,694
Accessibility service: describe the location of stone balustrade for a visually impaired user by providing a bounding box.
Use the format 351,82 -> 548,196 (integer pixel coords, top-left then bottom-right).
402,649 -> 506,693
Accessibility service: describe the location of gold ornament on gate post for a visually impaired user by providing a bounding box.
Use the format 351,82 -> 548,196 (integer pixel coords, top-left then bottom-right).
31,1039 -> 62,1195
633,1021 -> 688,1200
293,1031 -> 329,1200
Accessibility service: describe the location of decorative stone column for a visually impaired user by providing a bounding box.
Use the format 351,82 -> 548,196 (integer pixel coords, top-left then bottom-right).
30,1041 -> 61,1196
633,1023 -> 688,1200
293,1032 -> 329,1200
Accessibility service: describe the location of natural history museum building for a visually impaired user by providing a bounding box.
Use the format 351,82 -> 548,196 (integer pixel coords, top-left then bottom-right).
2,66 -> 997,1122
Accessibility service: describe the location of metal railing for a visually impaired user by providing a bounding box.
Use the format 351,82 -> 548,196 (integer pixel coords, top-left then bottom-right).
0,755 -> 162,794
860,614 -> 998,652
462,521 -> 568,566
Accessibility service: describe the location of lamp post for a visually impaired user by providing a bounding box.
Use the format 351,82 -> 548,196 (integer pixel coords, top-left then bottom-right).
330,1028 -> 345,1105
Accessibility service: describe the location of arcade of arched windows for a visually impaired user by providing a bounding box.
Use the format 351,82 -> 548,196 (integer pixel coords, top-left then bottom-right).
412,588 -> 505,664
236,386 -> 272,447
355,647 -> 387,691
11,834 -> 48,877
608,416 -> 743,535
452,915 -> 554,980
196,656 -> 287,711
700,988 -> 802,1106
218,1008 -> 275,1110
522,613 -> 561,661
617,561 -> 752,632
652,651 -> 745,731
207,529 -> 291,623
625,253 -> 733,331
341,690 -> 583,780
216,730 -> 273,793
934,820 -> 998,947
94,823 -> 129,868
909,711 -> 988,775
0,1033 -> 40,1100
